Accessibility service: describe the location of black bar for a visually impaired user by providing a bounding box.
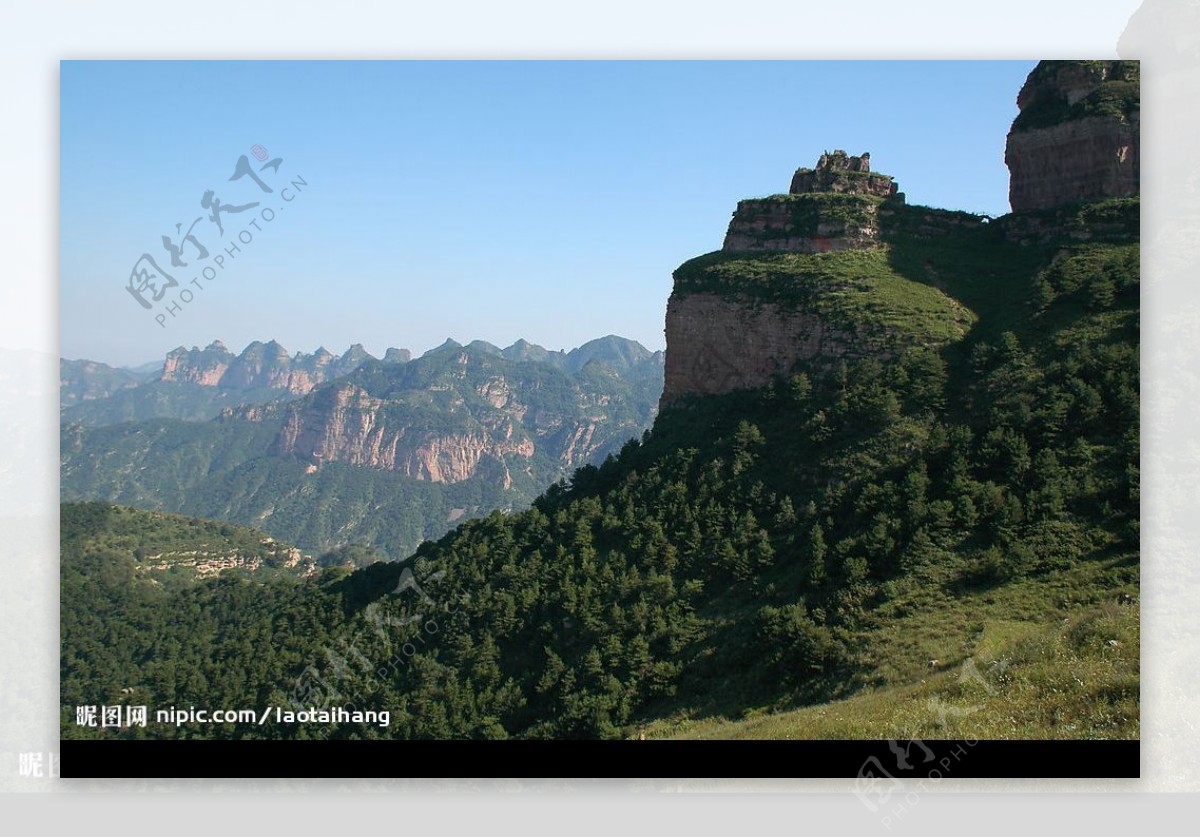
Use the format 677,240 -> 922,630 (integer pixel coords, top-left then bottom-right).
61,739 -> 1139,779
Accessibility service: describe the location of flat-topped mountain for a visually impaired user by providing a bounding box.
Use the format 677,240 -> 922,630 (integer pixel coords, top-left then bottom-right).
662,60 -> 1140,408
662,150 -> 978,406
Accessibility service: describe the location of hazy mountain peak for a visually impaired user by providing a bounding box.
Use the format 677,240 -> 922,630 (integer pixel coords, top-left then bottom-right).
427,338 -> 463,354
466,340 -> 503,356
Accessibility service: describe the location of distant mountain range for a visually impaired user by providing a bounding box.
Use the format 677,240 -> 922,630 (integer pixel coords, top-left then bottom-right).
61,336 -> 663,426
59,358 -> 157,408
60,336 -> 665,557
60,340 -> 410,425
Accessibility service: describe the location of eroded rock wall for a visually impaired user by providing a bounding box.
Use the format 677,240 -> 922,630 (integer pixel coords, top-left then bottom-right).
1006,61 -> 1139,211
660,292 -> 860,405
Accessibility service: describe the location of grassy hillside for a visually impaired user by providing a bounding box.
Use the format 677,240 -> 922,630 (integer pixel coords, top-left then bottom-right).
674,247 -> 976,349
60,501 -> 316,589
653,552 -> 1137,740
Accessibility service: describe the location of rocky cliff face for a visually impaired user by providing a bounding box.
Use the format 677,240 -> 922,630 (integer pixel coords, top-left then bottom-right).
161,340 -> 233,386
160,339 -> 410,394
261,341 -> 662,485
1005,61 -> 1139,211
271,381 -> 535,487
722,195 -> 882,253
662,293 -> 860,401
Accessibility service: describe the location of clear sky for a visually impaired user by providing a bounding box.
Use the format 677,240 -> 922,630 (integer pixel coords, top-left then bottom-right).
60,60 -> 1037,367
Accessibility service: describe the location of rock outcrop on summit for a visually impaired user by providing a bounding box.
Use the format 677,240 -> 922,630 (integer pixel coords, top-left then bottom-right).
722,150 -> 900,253
788,150 -> 899,199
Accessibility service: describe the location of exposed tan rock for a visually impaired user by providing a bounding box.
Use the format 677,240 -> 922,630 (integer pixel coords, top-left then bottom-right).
273,383 -> 382,465
722,196 -> 883,253
478,376 -> 514,409
661,292 -> 860,405
1007,115 -> 1139,211
161,341 -> 230,385
402,433 -> 534,486
560,422 -> 598,467
272,382 -> 537,484
1005,61 -> 1139,211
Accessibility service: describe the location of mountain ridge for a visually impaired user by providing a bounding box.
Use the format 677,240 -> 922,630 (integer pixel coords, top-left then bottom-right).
61,337 -> 665,557
61,335 -> 661,427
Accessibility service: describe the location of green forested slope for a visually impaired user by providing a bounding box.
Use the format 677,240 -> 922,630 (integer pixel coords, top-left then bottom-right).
62,203 -> 1138,740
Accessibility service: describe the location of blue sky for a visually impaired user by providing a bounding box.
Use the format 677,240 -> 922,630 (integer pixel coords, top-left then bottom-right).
60,60 -> 1036,366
